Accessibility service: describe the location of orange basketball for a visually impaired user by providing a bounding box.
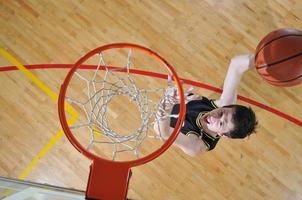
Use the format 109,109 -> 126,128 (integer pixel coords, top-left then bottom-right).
255,28 -> 302,87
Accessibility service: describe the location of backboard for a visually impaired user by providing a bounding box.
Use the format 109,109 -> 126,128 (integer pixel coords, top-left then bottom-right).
0,176 -> 85,200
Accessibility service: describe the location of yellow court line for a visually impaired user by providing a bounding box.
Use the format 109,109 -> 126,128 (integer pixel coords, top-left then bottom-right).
0,47 -> 78,179
18,116 -> 78,179
0,48 -> 78,117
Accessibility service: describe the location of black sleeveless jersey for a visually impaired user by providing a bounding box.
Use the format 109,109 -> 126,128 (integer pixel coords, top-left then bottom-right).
170,96 -> 220,151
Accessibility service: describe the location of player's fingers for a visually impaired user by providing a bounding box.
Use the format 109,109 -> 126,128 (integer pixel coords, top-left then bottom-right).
185,86 -> 194,95
186,94 -> 200,101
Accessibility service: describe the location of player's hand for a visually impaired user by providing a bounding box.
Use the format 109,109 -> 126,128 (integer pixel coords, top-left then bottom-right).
184,87 -> 202,102
156,86 -> 178,119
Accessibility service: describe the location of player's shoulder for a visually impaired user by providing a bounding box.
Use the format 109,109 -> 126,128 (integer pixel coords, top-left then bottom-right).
186,96 -> 218,111
213,99 -> 223,108
200,96 -> 219,109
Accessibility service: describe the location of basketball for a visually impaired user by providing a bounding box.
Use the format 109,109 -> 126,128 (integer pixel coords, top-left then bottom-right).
255,28 -> 302,87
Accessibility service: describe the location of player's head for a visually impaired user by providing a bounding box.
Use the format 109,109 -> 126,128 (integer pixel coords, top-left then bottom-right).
222,105 -> 257,138
201,105 -> 257,138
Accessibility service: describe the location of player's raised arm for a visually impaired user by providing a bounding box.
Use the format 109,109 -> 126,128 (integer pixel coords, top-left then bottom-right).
215,54 -> 255,107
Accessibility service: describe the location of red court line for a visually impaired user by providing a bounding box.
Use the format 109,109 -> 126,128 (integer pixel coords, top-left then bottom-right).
1,64 -> 301,127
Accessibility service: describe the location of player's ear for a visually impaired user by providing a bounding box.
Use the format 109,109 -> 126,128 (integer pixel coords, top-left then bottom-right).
222,132 -> 232,139
222,135 -> 229,139
217,131 -> 223,137
218,132 -> 230,138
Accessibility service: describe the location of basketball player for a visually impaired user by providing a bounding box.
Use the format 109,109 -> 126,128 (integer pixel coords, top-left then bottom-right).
154,54 -> 258,156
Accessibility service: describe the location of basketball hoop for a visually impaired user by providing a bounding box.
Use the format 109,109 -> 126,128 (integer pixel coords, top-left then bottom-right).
58,43 -> 185,199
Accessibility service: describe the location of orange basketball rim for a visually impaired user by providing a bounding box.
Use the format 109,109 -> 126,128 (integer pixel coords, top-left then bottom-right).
58,43 -> 186,200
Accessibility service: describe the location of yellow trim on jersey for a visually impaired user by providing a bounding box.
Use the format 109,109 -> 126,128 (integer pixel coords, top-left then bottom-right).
203,140 -> 211,150
203,131 -> 220,140
196,111 -> 206,129
210,99 -> 219,108
186,131 -> 201,139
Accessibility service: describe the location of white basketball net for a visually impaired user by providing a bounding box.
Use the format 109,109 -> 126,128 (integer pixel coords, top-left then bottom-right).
65,49 -> 180,160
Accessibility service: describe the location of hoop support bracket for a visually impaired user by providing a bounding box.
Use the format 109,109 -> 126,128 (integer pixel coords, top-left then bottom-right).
86,160 -> 131,200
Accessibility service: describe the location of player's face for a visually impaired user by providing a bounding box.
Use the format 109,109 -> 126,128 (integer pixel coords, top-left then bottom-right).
201,107 -> 235,137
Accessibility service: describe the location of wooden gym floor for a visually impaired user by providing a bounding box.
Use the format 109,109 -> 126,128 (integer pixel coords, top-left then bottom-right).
0,1 -> 302,199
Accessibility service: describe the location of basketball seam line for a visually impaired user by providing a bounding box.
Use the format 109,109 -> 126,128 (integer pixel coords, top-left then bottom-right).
256,51 -> 302,69
260,74 -> 302,83
255,34 -> 302,60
